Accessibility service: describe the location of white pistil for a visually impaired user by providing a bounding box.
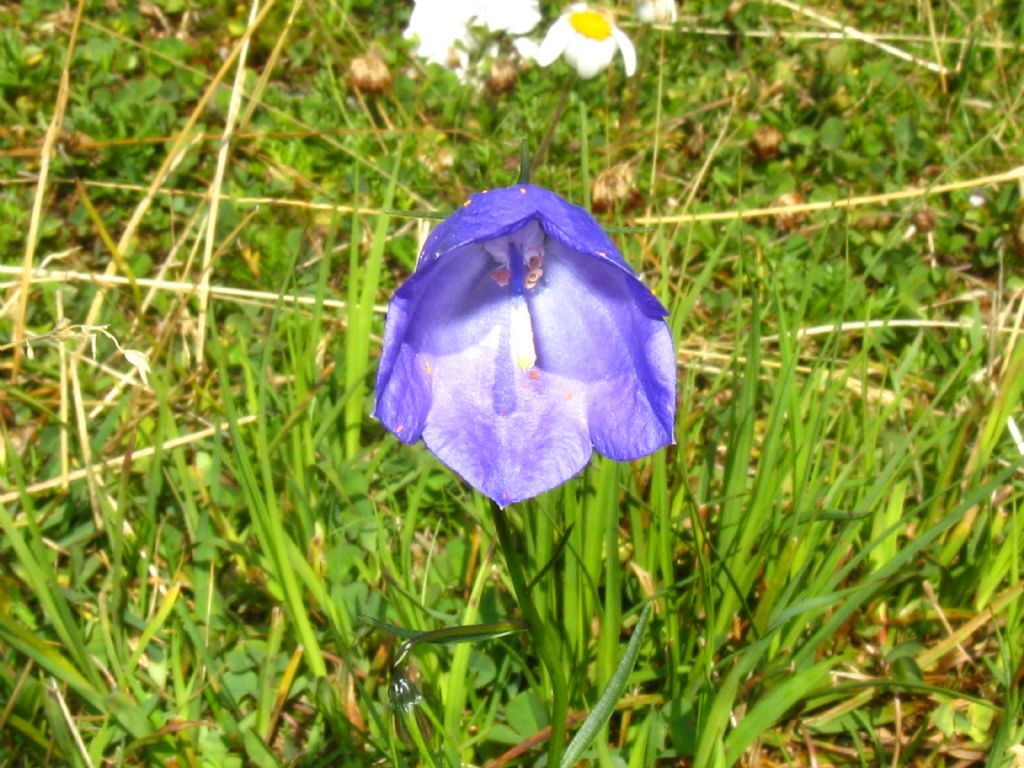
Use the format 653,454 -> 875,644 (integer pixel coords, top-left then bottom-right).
486,227 -> 543,371
509,295 -> 537,370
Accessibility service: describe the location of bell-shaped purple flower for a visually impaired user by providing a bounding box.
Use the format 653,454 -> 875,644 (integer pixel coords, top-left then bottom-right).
373,184 -> 676,505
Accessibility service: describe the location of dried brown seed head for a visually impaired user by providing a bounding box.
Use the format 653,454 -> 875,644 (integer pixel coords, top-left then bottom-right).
750,124 -> 783,161
591,163 -> 639,213
347,51 -> 392,95
911,208 -> 936,233
486,57 -> 518,94
773,191 -> 806,232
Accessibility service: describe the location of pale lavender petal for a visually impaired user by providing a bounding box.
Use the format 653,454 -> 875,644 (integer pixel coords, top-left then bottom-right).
375,184 -> 677,504
423,186 -> 626,271
526,239 -> 675,459
376,243 -> 594,504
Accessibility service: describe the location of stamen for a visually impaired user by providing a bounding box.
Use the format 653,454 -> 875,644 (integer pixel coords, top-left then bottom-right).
523,245 -> 544,289
491,267 -> 511,287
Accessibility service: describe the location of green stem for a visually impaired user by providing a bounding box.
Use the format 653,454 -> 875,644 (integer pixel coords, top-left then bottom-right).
518,139 -> 530,184
492,502 -> 568,765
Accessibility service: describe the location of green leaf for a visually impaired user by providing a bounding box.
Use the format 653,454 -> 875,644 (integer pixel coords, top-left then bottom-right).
560,603 -> 652,767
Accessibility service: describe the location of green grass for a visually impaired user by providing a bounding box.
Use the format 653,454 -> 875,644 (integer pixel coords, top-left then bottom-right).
2,0 -> 1024,765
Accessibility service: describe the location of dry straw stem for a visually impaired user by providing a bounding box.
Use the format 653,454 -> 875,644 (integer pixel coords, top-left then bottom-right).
769,0 -> 953,76
107,0 -> 278,269
1001,286 -> 1024,380
808,579 -> 1024,728
4,1 -> 282,502
67,321 -> 110,528
919,0 -> 949,91
72,14 -> 433,210
139,195 -> 207,317
0,176 -> 388,217
12,0 -> 85,383
240,0 -> 304,130
682,346 -> 912,409
56,292 -> 70,491
671,95 -> 740,225
669,26 -> 1024,52
196,0 -> 261,366
50,677 -> 95,768
0,415 -> 259,508
50,0 -> 280,368
0,265 -> 385,315
760,318 -> 1019,344
647,30 -> 668,201
633,164 -> 1024,225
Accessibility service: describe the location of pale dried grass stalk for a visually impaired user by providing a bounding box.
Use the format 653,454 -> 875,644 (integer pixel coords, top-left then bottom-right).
50,677 -> 95,768
635,164 -> 1024,225
0,415 -> 258,507
196,0 -> 261,366
769,0 -> 954,76
680,95 -> 738,217
920,0 -> 948,91
140,199 -> 207,316
56,291 -> 70,491
0,264 -> 382,314
240,0 -> 303,130
760,317 -> 1018,343
110,0 -> 279,268
67,325 -> 107,527
669,26 -> 1021,52
12,0 -> 85,382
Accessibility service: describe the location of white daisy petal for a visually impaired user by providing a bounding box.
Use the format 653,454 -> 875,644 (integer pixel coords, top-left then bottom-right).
513,36 -> 540,61
567,36 -> 615,78
636,0 -> 677,24
478,0 -> 541,35
536,16 -> 573,67
405,0 -> 480,75
611,27 -> 636,76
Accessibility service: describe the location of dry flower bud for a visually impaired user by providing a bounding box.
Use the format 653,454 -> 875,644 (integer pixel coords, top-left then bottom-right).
591,163 -> 639,213
911,208 -> 936,233
750,124 -> 783,161
421,145 -> 454,176
683,123 -> 707,159
773,191 -> 806,232
486,57 -> 518,94
347,51 -> 392,95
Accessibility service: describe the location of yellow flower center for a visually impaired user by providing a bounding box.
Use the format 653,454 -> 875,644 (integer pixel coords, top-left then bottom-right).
569,9 -> 612,41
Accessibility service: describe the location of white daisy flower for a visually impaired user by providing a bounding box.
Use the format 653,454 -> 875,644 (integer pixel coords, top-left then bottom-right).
536,3 -> 636,79
478,0 -> 541,35
636,0 -> 677,24
404,0 -> 542,79
404,0 -> 479,75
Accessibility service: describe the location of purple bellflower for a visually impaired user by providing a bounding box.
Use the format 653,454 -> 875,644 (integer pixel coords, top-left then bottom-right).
373,184 -> 676,505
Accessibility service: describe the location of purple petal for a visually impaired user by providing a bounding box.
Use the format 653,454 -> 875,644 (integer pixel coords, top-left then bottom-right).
424,186 -> 670,323
423,185 -> 623,267
375,185 -> 677,504
526,239 -> 675,459
374,244 -> 593,504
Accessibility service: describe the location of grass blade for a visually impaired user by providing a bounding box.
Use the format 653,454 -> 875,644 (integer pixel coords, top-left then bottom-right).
560,602 -> 652,767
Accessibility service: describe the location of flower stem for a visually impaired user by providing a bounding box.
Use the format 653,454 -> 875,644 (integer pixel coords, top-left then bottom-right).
491,502 -> 568,765
518,139 -> 530,184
